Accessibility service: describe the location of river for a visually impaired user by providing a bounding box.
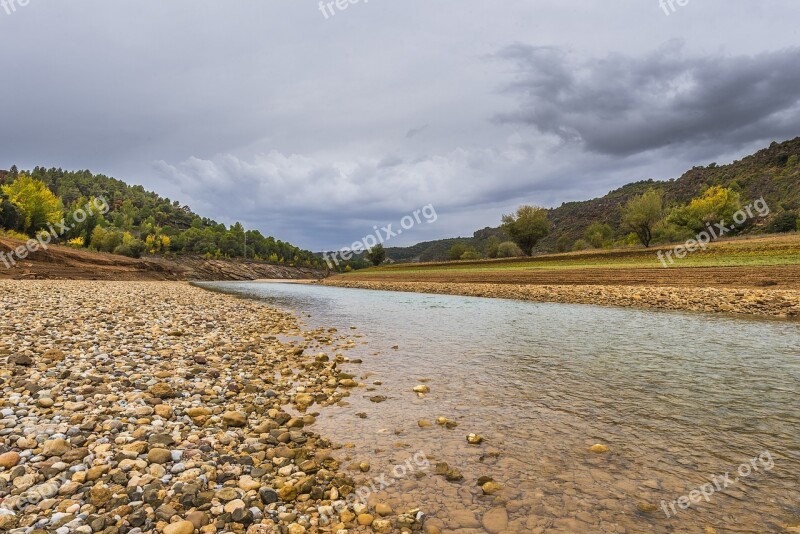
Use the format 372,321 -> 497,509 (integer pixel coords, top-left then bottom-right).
198,281 -> 800,533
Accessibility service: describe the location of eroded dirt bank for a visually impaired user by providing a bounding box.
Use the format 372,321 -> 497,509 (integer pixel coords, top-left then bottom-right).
0,238 -> 323,281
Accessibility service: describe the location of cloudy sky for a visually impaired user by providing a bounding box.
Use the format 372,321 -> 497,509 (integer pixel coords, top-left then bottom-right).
2,1 -> 799,251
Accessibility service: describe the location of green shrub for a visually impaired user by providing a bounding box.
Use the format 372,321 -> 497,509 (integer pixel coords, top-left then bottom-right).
572,239 -> 591,251
584,223 -> 613,248
460,248 -> 482,260
448,243 -> 467,261
496,241 -> 523,258
113,241 -> 146,258
0,228 -> 30,241
555,236 -> 571,253
485,237 -> 500,258
765,211 -> 798,233
90,226 -> 123,252
652,220 -> 694,244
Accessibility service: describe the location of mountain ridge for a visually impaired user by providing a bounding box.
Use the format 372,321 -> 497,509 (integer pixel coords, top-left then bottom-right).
385,136 -> 800,262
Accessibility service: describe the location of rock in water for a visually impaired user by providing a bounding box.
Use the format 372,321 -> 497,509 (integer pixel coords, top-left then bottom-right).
482,507 -> 509,534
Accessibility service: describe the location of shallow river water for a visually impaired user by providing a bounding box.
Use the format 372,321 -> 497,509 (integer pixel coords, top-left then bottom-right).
200,281 -> 800,534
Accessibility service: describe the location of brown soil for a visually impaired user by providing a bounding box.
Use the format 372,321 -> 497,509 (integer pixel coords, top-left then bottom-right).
333,264 -> 800,289
0,237 -> 324,281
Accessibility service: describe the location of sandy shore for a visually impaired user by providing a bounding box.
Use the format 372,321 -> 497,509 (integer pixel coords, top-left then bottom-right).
0,281 -> 424,534
320,279 -> 800,319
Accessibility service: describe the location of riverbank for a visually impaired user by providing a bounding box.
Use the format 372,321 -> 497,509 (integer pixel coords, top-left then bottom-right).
0,238 -> 324,281
0,281 -> 422,533
320,279 -> 800,319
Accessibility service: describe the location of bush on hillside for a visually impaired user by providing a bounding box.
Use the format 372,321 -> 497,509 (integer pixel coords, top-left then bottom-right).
584,223 -> 613,248
496,241 -> 523,258
765,211 -> 798,233
460,247 -> 482,260
572,239 -> 592,251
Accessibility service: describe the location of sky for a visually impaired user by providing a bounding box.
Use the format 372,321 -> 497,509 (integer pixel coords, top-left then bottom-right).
2,0 -> 800,251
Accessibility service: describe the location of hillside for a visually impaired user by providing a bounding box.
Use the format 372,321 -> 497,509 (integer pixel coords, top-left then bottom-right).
0,166 -> 323,268
385,137 -> 800,262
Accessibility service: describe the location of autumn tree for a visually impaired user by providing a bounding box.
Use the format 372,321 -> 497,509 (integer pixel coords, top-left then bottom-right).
501,205 -> 550,256
669,186 -> 741,233
621,190 -> 663,247
1,174 -> 63,236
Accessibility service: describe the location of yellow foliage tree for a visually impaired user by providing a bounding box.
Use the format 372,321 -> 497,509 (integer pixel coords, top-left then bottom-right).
669,186 -> 741,232
1,174 -> 63,236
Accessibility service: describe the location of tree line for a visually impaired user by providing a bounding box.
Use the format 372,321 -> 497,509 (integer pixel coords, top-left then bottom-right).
0,166 -> 324,268
445,186 -> 798,261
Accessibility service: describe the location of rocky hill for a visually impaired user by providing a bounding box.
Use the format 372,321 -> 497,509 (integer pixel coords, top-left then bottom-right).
387,137 -> 800,261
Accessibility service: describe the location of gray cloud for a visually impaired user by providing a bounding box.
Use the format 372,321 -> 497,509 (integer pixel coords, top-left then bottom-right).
406,125 -> 429,139
2,1 -> 800,250
496,42 -> 800,156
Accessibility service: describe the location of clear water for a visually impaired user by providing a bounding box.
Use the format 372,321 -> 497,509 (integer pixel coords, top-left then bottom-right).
199,281 -> 800,533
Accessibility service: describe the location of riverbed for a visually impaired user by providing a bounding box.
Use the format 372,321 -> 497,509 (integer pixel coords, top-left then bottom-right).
199,281 -> 800,533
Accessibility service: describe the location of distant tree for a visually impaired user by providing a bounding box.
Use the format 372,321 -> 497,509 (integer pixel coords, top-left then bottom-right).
459,246 -> 481,260
501,205 -> 550,256
1,174 -> 64,236
485,237 -> 501,259
621,190 -> 663,247
668,186 -> 740,233
365,244 -> 386,266
0,191 -> 22,231
65,196 -> 105,246
448,243 -> 467,261
496,241 -> 523,258
584,223 -> 613,248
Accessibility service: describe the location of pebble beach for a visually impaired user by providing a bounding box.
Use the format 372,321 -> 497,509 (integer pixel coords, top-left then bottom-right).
0,281 -> 424,534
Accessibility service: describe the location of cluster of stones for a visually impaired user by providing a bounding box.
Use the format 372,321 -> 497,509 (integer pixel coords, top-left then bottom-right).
0,281 -> 428,533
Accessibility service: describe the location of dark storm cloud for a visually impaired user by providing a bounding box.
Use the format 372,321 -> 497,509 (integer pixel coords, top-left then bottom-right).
3,1 -> 800,250
496,43 -> 800,157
